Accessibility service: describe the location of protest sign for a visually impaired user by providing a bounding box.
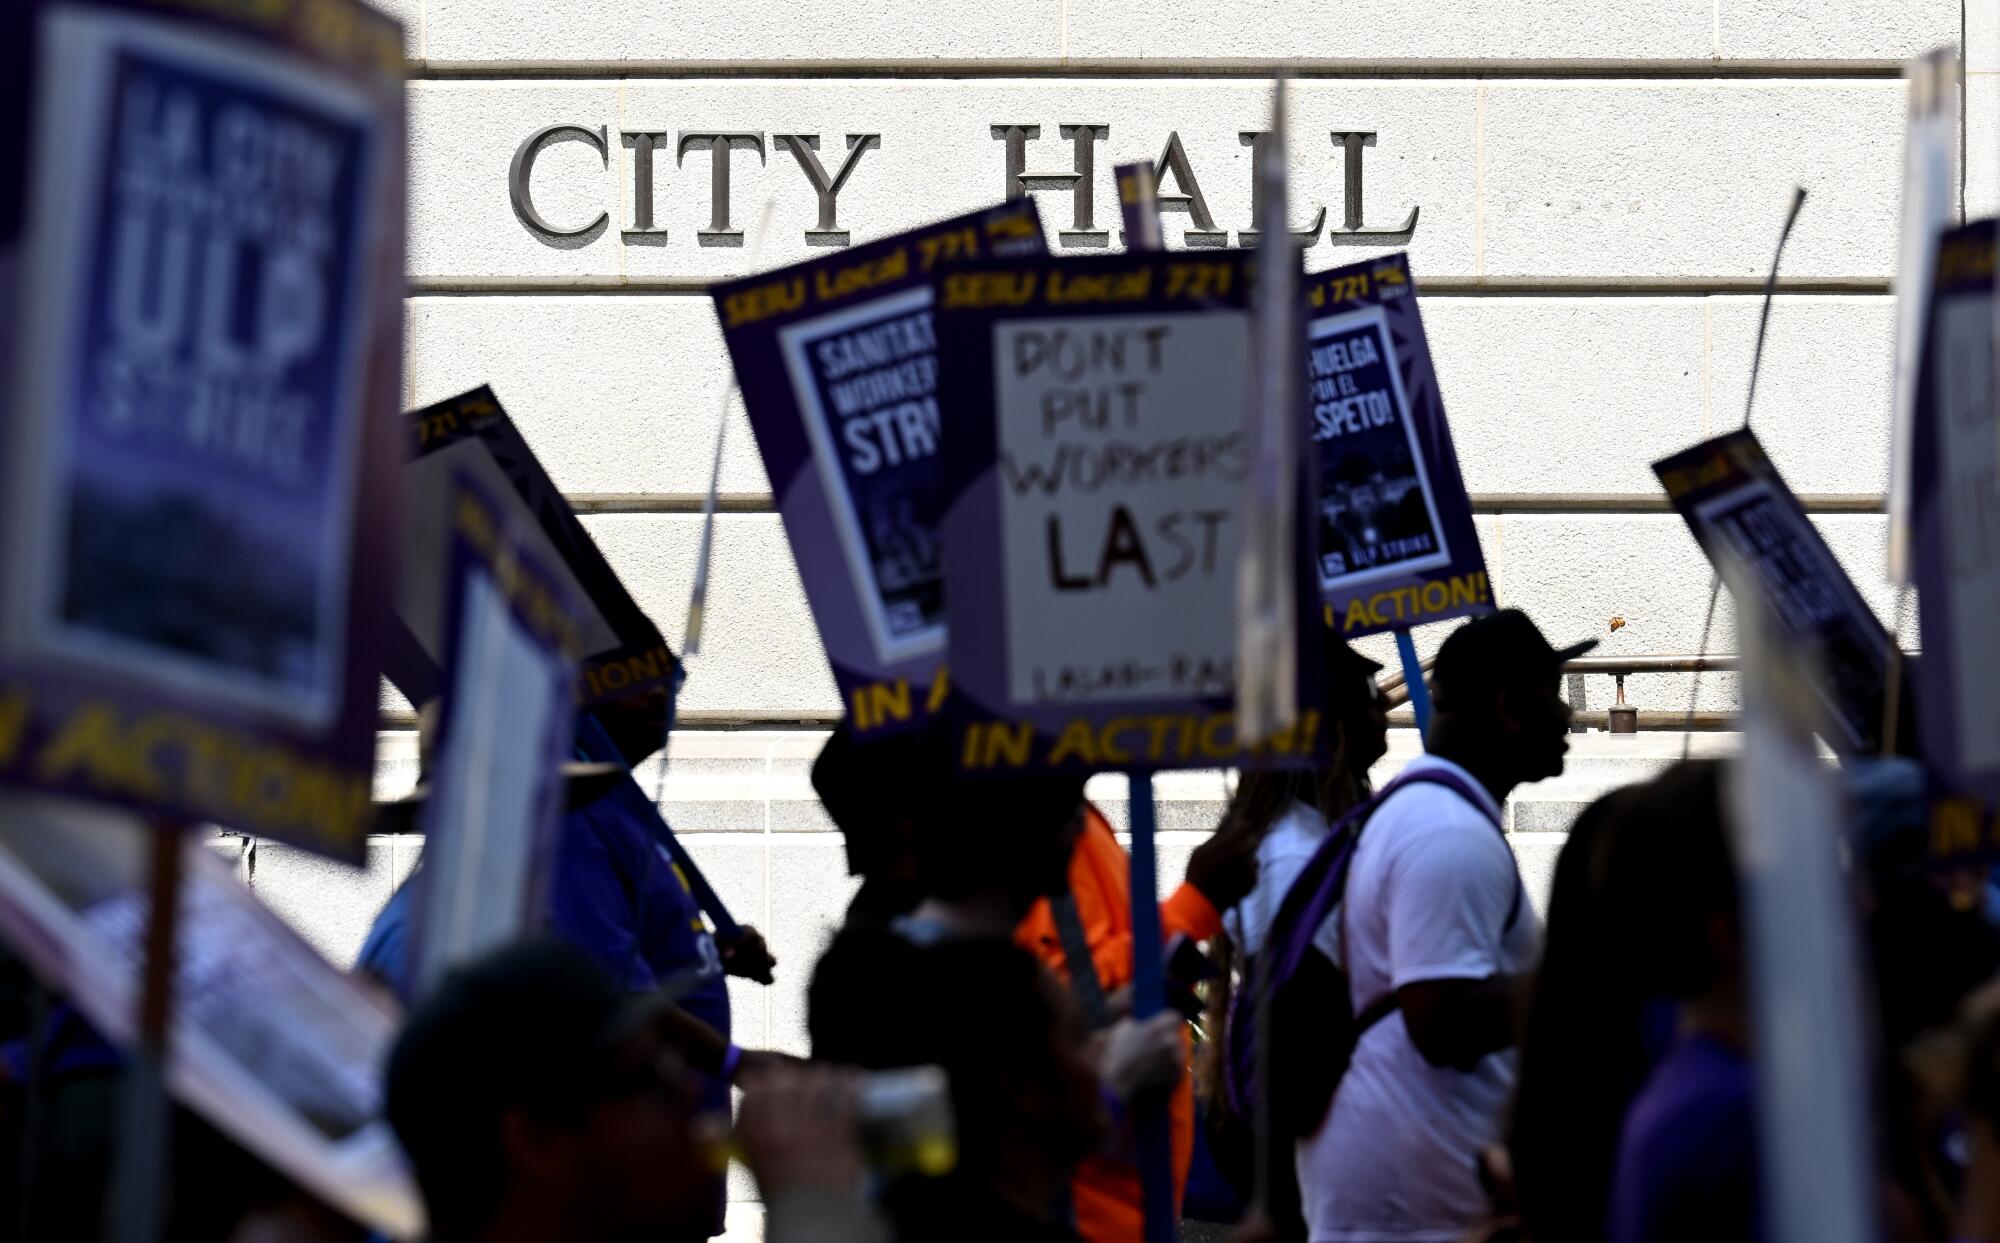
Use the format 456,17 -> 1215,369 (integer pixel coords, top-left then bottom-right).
1911,218 -> 2000,815
396,386 -> 677,763
1654,429 -> 1898,754
1887,47 -> 1960,583
1305,255 -> 1491,638
0,0 -> 405,861
1723,554 -> 1877,1243
403,476 -> 582,1002
1236,85 -> 1304,748
713,202 -> 1047,735
933,250 -> 1323,773
1116,161 -> 1163,252
0,796 -> 421,1235
398,394 -> 740,943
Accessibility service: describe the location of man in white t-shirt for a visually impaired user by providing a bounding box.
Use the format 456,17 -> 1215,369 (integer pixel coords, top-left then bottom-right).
1298,609 -> 1593,1243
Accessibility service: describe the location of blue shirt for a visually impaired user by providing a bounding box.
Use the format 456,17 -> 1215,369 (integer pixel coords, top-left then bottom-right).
1610,1034 -> 1759,1243
359,773 -> 731,1046
546,776 -> 732,1042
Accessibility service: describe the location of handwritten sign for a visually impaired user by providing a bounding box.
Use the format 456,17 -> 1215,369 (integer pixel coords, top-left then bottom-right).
0,0 -> 406,861
1306,255 -> 1491,636
714,203 -> 1046,735
1654,429 -> 1897,755
1911,218 -> 2000,812
934,252 -> 1322,772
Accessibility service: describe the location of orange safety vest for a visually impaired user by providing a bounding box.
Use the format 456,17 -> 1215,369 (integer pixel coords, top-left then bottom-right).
1017,804 -> 1221,1243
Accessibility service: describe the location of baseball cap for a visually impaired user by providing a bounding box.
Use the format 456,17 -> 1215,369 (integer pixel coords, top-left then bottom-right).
1430,609 -> 1597,711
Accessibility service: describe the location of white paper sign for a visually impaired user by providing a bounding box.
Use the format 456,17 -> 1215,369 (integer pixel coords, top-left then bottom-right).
992,313 -> 1251,708
1726,561 -> 1876,1243
1887,46 -> 1960,583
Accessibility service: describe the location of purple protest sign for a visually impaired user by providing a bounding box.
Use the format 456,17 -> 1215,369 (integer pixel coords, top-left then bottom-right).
1655,428 -> 1898,756
1306,254 -> 1491,638
712,202 -> 1045,735
0,0 -> 405,862
394,387 -> 677,766
933,250 -> 1324,773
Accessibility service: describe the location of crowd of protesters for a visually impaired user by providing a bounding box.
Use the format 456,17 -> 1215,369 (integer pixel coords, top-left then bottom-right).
5,606 -> 2000,1243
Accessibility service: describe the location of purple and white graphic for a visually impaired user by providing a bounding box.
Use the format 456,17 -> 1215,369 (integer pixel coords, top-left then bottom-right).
45,43 -> 372,719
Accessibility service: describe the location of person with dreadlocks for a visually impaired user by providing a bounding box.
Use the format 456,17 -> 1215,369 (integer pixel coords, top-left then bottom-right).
1198,630 -> 1391,1240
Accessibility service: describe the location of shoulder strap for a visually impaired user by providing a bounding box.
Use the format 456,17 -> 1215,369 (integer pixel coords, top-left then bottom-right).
1380,767 -> 1502,833
1269,766 -> 1495,935
1265,767 -> 1515,989
1352,991 -> 1400,1036
1396,768 -> 1527,931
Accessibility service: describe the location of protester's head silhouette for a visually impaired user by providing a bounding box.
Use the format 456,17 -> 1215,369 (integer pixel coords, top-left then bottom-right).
1328,630 -> 1392,777
1428,608 -> 1593,796
1226,629 -> 1388,832
385,939 -> 718,1243
1609,760 -> 1740,1002
812,717 -> 1087,921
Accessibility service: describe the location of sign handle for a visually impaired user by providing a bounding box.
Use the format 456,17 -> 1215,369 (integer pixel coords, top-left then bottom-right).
1394,629 -> 1432,746
109,821 -> 186,1243
1125,770 -> 1177,1243
14,977 -> 49,1239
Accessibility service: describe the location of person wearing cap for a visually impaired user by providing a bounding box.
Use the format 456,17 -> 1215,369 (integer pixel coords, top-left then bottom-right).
360,703 -> 783,1239
1297,608 -> 1590,1243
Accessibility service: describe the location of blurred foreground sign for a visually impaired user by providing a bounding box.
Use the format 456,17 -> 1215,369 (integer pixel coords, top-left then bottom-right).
1307,254 -> 1490,637
1724,554 -> 1876,1243
0,0 -> 406,860
0,797 -> 421,1235
1654,429 -> 1897,755
934,250 -> 1322,772
1887,48 -> 1961,584
405,476 -> 581,1002
1912,219 -> 2000,808
714,202 -> 1046,736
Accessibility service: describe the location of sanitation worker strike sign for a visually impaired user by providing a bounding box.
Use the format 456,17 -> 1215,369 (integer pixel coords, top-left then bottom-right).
716,202 -> 1047,739
934,250 -> 1323,773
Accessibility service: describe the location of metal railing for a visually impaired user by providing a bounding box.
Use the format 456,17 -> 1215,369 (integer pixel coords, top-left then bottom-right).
1383,652 -> 1748,733
1382,651 -> 1919,734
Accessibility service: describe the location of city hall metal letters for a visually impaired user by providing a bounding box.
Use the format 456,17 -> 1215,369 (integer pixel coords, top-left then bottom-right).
509,122 -> 1420,248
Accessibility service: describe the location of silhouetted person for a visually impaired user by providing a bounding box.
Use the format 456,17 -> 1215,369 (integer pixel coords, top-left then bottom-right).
1298,608 -> 1589,1243
385,940 -> 721,1243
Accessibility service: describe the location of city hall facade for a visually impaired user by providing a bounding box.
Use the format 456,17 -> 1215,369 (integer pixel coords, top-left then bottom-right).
224,3 -> 1983,1235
